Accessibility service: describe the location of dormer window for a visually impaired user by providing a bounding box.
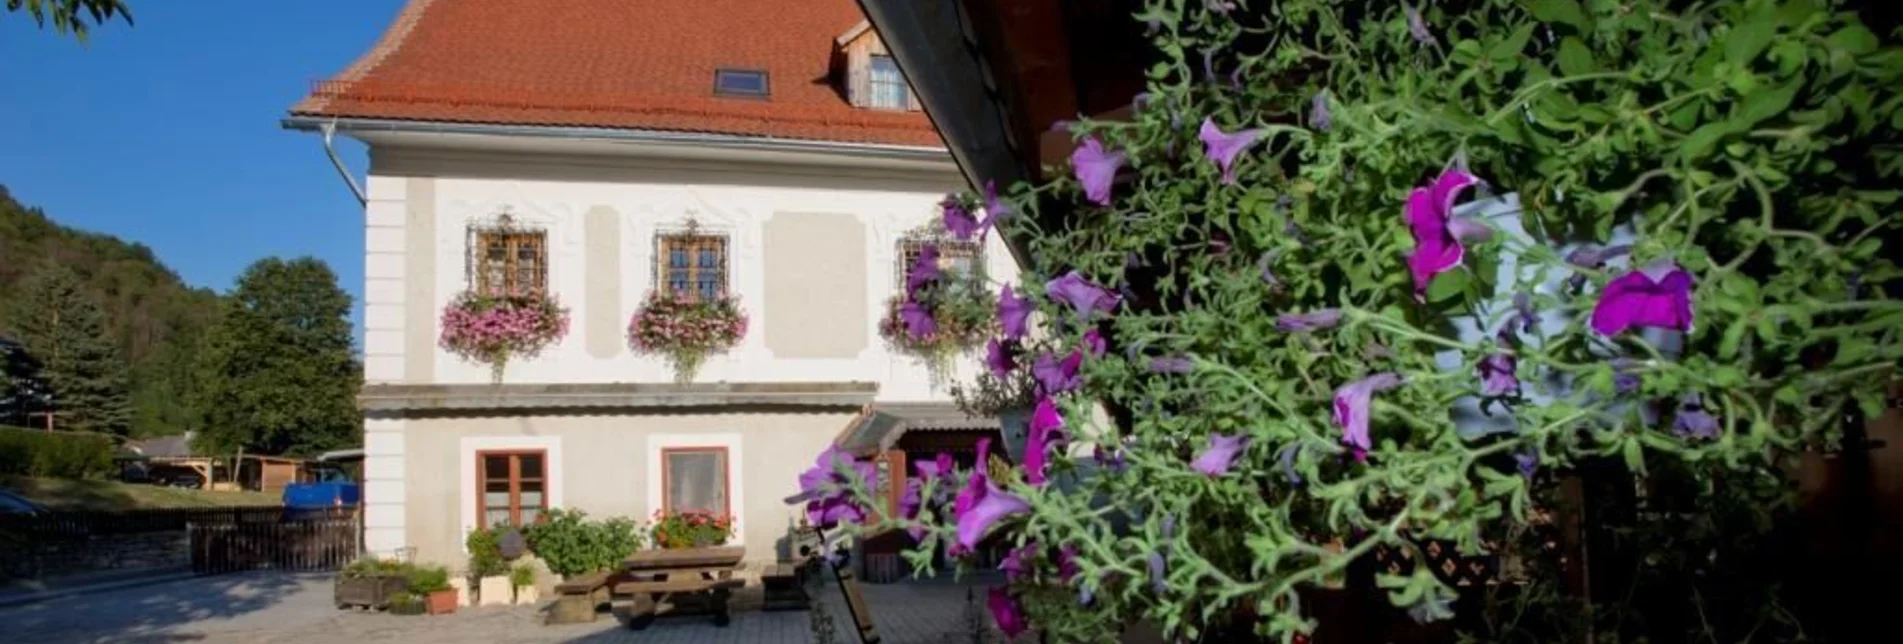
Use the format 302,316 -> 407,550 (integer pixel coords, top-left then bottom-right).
714,68 -> 769,98
867,56 -> 908,110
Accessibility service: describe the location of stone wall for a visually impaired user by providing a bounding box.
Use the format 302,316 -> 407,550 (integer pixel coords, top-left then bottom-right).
0,530 -> 188,581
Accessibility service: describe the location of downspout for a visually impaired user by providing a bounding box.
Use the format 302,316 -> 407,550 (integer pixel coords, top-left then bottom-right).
320,121 -> 368,207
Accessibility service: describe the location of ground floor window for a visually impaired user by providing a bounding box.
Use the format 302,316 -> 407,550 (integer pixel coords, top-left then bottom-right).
662,447 -> 729,516
478,450 -> 546,527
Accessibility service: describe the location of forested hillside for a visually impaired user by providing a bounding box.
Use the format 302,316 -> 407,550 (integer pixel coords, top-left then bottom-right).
0,184 -> 221,436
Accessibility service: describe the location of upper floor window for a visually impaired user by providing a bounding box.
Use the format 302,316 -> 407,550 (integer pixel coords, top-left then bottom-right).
868,55 -> 908,110
472,226 -> 547,296
714,68 -> 769,99
897,237 -> 982,287
657,232 -> 729,301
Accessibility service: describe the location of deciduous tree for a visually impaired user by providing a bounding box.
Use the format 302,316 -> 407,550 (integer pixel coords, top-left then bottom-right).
193,257 -> 358,456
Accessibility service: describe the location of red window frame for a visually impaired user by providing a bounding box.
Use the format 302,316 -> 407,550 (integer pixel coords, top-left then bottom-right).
660,446 -> 732,517
475,450 -> 548,528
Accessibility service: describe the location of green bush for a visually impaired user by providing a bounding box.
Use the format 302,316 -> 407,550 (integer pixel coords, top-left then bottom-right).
338,557 -> 411,579
464,526 -> 508,578
0,427 -> 114,479
522,508 -> 643,578
510,563 -> 535,589
407,564 -> 451,594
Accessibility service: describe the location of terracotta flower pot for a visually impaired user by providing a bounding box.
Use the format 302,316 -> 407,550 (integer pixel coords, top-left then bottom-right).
426,589 -> 458,615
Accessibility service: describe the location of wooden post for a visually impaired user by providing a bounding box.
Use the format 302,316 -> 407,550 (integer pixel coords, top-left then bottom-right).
814,526 -> 881,644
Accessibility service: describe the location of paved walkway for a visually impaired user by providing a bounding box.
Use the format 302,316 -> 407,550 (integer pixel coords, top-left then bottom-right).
0,570 -> 1006,643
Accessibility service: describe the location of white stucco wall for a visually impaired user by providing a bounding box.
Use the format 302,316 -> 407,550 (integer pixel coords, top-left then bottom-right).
358,145 -> 1015,403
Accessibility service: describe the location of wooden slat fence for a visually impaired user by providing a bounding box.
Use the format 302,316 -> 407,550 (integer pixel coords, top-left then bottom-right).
190,520 -> 356,574
0,506 -> 330,538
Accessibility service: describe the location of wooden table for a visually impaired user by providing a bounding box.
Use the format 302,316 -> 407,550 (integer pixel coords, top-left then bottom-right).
617,546 -> 746,628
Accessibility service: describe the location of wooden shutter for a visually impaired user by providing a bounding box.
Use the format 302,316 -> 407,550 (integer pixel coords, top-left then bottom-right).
847,39 -> 870,107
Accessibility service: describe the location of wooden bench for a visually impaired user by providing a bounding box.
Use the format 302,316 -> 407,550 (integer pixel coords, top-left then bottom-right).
617,577 -> 746,627
544,571 -> 613,625
760,562 -> 809,611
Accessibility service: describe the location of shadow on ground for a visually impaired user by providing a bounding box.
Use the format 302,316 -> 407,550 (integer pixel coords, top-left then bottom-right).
559,571 -> 1005,644
0,571 -> 319,644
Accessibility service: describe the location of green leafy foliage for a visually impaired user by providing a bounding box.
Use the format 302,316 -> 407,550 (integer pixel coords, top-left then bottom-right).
191,257 -> 359,457
0,187 -> 220,438
407,564 -> 452,594
0,425 -> 114,478
464,526 -> 510,578
521,508 -> 643,578
2,0 -> 131,43
4,265 -> 133,434
838,1 -> 1901,641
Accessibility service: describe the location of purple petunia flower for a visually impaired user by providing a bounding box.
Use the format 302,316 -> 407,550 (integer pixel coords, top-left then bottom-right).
786,446 -> 875,529
1046,271 -> 1120,320
940,195 -> 980,241
950,438 -> 991,540
1148,355 -> 1194,374
906,244 -> 940,295
981,179 -> 1011,227
1071,137 -> 1125,206
1515,449 -> 1539,480
1056,545 -> 1080,582
1278,444 -> 1303,486
1198,118 -> 1265,185
956,482 -> 1030,549
1190,433 -> 1249,476
900,478 -> 925,540
988,586 -> 1028,637
1000,543 -> 1035,582
1447,217 -> 1494,243
1025,397 -> 1066,486
898,300 -> 936,339
1333,373 -> 1405,454
1032,351 -> 1084,395
1673,394 -> 1721,439
1478,330 -> 1520,397
1147,552 -> 1168,593
1591,261 -> 1695,336
1258,251 -> 1281,285
1513,291 -> 1539,333
997,286 -> 1032,341
1083,328 -> 1106,357
1406,5 -> 1435,45
1405,169 -> 1483,297
984,338 -> 1017,379
1564,244 -> 1633,290
1310,91 -> 1332,131
1275,308 -> 1342,333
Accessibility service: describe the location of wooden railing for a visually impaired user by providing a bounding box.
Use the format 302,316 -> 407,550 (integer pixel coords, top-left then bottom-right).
189,520 -> 356,574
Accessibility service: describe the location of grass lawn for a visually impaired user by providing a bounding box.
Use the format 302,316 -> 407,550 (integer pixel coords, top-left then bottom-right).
2,476 -> 280,510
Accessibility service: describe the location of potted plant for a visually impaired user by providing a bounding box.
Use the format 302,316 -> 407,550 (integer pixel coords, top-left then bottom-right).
648,510 -> 736,549
386,590 -> 425,616
626,289 -> 749,383
522,508 -> 645,579
878,241 -> 995,378
407,564 -> 457,615
439,289 -> 570,383
466,526 -> 513,606
334,558 -> 411,610
510,563 -> 539,605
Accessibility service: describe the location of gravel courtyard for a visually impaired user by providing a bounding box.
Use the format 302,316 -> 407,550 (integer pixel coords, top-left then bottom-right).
0,571 -> 1005,644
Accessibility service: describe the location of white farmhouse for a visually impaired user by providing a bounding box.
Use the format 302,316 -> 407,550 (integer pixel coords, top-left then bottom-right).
286,0 -> 1016,571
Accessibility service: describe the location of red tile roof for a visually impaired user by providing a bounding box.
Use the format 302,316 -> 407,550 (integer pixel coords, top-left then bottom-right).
293,0 -> 943,148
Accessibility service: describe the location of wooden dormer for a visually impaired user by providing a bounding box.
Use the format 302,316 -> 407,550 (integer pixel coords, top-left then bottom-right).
836,21 -> 920,112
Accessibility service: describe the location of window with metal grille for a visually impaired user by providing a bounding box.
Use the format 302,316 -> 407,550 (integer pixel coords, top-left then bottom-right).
657,233 -> 729,301
868,55 -> 908,110
662,447 -> 730,516
472,230 -> 547,295
897,238 -> 982,288
477,450 -> 547,528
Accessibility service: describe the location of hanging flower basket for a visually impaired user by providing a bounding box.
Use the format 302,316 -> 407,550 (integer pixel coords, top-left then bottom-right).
627,289 -> 748,383
878,274 -> 994,365
439,290 -> 570,383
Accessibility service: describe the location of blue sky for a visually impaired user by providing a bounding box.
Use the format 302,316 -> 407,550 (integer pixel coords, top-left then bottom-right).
0,1 -> 407,341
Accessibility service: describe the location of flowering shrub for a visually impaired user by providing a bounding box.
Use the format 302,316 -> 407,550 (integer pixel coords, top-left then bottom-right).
647,509 -> 735,549
880,208 -> 1001,366
815,1 -> 1902,642
627,289 -> 748,383
438,290 -> 569,383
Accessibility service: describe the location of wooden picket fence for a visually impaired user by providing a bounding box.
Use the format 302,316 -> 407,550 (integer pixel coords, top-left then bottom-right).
189,520 -> 356,574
